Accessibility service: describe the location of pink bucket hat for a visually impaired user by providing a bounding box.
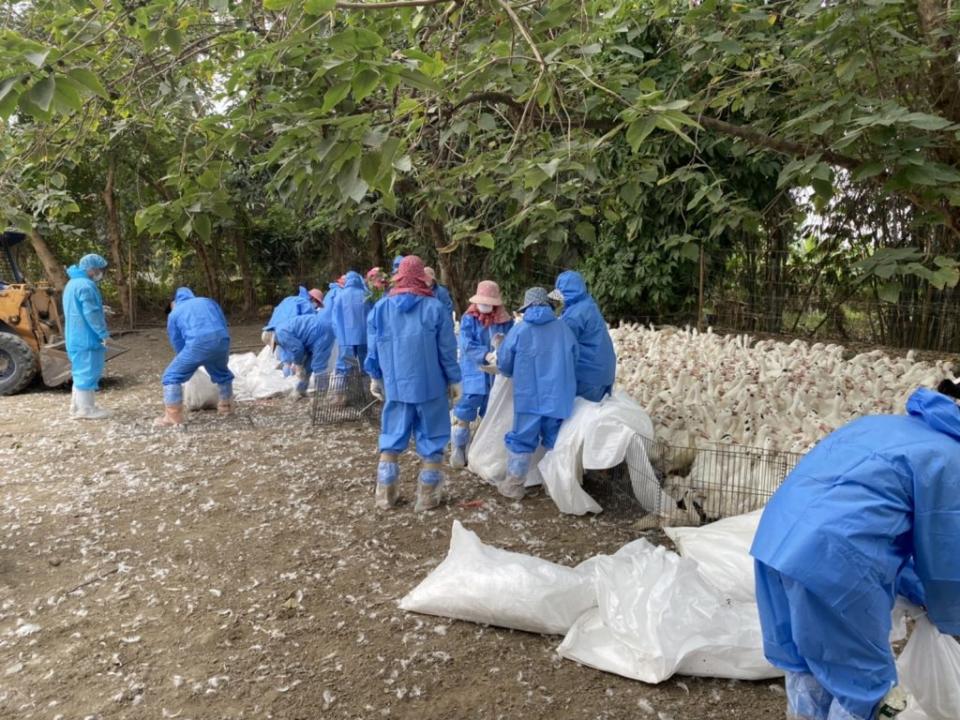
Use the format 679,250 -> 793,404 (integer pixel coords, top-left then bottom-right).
469,280 -> 504,306
424,267 -> 437,284
308,288 -> 324,305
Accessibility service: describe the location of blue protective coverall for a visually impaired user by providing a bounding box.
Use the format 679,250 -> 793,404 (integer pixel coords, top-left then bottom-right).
497,305 -> 578,455
751,388 -> 960,720
556,271 -> 616,402
264,287 -> 315,372
454,313 -> 514,423
331,271 -> 371,379
162,288 -> 234,405
391,256 -> 404,274
275,311 -> 336,394
63,265 -> 110,390
364,292 -> 460,461
433,284 -> 455,318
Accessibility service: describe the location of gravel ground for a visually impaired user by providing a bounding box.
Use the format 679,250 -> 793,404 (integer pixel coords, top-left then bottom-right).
0,325 -> 786,719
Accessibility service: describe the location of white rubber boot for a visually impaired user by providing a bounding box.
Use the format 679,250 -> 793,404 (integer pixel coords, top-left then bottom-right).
74,389 -> 111,420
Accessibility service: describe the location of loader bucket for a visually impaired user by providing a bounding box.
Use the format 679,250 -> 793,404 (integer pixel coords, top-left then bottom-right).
40,340 -> 129,387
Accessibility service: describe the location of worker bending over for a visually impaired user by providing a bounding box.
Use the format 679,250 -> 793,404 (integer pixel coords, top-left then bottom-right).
64,253 -> 111,419
450,280 -> 513,468
495,287 -> 578,499
275,310 -> 337,400
365,256 -> 461,512
262,286 -> 323,375
751,381 -> 960,720
157,287 -> 234,427
330,270 -> 370,404
555,271 -> 616,402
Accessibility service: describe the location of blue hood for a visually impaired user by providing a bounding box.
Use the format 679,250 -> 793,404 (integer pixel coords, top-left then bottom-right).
523,305 -> 555,325
344,271 -> 365,289
392,255 -> 405,273
391,293 -> 421,313
174,287 -> 196,303
556,271 -> 588,306
66,265 -> 86,280
908,387 -> 960,442
297,286 -> 309,300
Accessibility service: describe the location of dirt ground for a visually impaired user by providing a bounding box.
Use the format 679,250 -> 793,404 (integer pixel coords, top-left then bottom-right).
0,325 -> 785,720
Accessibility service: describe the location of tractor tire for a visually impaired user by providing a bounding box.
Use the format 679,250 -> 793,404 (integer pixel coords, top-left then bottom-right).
0,331 -> 38,396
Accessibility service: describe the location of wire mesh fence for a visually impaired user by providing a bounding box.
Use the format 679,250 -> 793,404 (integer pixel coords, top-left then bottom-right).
591,436 -> 802,527
310,365 -> 380,426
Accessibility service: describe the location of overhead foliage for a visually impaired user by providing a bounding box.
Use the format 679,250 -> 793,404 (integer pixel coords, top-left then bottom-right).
0,0 -> 958,347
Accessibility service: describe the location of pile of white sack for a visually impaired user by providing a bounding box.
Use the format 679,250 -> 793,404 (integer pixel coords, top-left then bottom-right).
182,346 -> 303,409
401,518 -> 960,719
470,376 -> 682,518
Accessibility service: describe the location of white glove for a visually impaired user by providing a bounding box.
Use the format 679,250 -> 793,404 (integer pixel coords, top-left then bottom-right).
370,379 -> 385,401
448,383 -> 462,404
484,352 -> 497,366
491,333 -> 505,349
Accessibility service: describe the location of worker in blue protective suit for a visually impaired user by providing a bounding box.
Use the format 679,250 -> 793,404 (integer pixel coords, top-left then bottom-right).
555,271 -> 616,402
424,267 -> 455,319
156,287 -> 234,427
365,255 -> 461,512
262,286 -> 323,375
495,287 -> 578,499
450,280 -> 513,469
275,310 -> 336,401
330,271 -> 371,404
751,380 -> 960,720
391,255 -> 404,275
63,254 -> 111,419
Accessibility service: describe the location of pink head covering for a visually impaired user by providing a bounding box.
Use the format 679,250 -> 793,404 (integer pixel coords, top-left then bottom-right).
466,280 -> 511,326
389,255 -> 434,297
366,267 -> 386,289
308,288 -> 324,306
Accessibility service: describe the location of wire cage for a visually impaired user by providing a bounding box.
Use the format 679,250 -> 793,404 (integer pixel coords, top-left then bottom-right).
310,361 -> 381,426
590,436 -> 802,527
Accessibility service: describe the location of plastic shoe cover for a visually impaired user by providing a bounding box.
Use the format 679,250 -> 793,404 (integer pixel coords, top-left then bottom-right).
786,672 -> 833,720
826,700 -> 870,720
70,387 -> 79,417
450,427 -> 470,468
376,462 -> 400,510
75,390 -> 111,420
415,469 -> 444,512
375,482 -> 399,510
497,474 -> 527,500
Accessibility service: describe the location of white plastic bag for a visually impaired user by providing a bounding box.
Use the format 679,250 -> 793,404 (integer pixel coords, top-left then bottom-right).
897,615 -> 960,720
228,346 -> 299,401
559,539 -> 780,683
664,510 -> 761,603
182,368 -> 219,410
399,521 -> 596,635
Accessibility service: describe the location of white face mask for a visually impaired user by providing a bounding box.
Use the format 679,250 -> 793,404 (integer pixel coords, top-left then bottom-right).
477,303 -> 493,314
92,270 -> 104,282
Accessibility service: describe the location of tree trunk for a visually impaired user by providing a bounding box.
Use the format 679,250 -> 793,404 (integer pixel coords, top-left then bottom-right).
102,158 -> 133,325
232,228 -> 256,316
28,228 -> 66,292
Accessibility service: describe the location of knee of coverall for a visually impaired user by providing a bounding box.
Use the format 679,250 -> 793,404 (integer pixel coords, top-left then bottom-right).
413,395 -> 451,460
69,348 -> 106,391
453,393 -> 486,423
505,412 -> 545,454
162,346 -> 204,386
540,416 -> 563,449
379,400 -> 416,455
754,562 -> 811,674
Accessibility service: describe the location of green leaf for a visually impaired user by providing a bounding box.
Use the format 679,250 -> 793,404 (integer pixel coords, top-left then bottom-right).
337,159 -> 369,203
476,176 -> 497,196
877,282 -> 901,304
575,221 -> 596,243
477,113 -> 497,131
852,161 -> 885,182
194,213 -> 212,243
321,82 -> 351,113
360,152 -> 381,185
900,112 -> 954,131
391,66 -> 440,92
305,0 -> 336,13
537,158 -> 561,179
352,68 -> 380,102
26,74 -> 55,112
142,29 -> 161,54
0,76 -> 21,117
198,169 -> 219,190
68,68 -> 109,99
53,76 -> 83,112
393,155 -> 412,172
165,28 -> 183,55
474,232 -> 495,249
25,50 -> 50,69
263,0 -> 293,9
626,117 -> 657,151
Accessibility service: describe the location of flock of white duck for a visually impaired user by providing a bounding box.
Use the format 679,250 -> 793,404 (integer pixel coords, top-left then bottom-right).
609,325 -> 956,516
